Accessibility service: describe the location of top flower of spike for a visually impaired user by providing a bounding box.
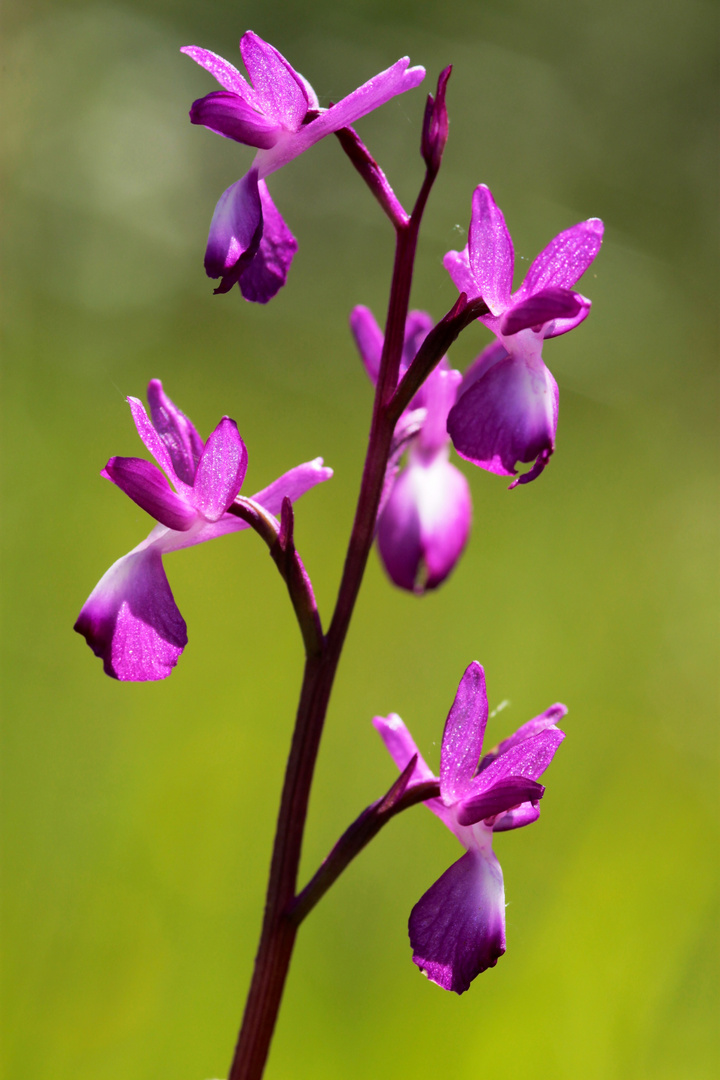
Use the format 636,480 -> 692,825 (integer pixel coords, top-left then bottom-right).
444,185 -> 603,485
182,32 -> 425,301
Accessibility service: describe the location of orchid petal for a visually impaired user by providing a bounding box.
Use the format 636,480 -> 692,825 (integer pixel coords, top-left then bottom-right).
518,217 -> 604,297
102,457 -> 196,532
373,714 -> 450,827
478,703 -> 567,772
238,181 -> 297,303
259,57 -> 425,176
204,170 -> 263,292
448,354 -> 558,483
75,546 -> 187,681
467,185 -> 514,316
443,247 -> 480,300
193,418 -> 248,522
440,662 -> 488,801
146,379 -> 204,487
181,46 -> 256,99
401,310 -> 434,375
372,713 -> 436,783
491,801 -> 542,832
456,777 -> 544,827
127,395 -> 181,487
543,294 -> 592,338
188,91 -> 282,148
240,31 -> 310,130
350,305 -> 384,384
409,848 -> 506,993
419,367 -> 461,452
472,728 -> 565,792
377,453 -> 470,593
500,287 -> 585,336
250,458 -> 333,516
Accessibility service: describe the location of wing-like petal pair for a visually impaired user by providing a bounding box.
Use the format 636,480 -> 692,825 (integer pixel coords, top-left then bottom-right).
445,184 -> 603,486
373,662 -> 565,992
350,306 -> 471,593
75,381 -> 332,680
183,32 -> 425,300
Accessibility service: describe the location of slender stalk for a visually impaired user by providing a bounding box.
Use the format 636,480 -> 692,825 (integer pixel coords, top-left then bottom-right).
227,497 -> 323,658
290,771 -> 440,926
334,126 -> 409,228
227,160 -> 441,1080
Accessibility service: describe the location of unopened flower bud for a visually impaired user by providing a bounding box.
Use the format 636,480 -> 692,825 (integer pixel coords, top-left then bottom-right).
421,66 -> 452,173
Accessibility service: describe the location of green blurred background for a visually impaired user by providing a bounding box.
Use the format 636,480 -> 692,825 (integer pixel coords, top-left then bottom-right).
2,0 -> 717,1077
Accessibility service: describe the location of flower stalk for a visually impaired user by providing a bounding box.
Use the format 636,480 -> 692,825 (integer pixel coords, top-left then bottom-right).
228,119 -> 445,1080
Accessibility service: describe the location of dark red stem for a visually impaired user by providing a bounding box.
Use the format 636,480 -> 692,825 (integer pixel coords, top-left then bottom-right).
227,159 -> 440,1080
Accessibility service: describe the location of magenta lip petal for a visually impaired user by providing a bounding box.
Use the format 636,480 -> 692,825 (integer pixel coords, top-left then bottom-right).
467,185 -> 514,317
350,305 -> 384,384
189,91 -> 282,148
439,662 -> 488,802
508,448 -> 552,487
249,457 -> 333,516
376,472 -> 422,591
237,181 -> 297,303
239,31 -> 311,130
193,417 -> 248,522
500,287 -> 584,336
261,57 -> 425,175
180,45 -> 256,99
146,379 -> 204,487
204,170 -> 263,289
459,340 -> 509,396
419,461 -> 470,589
377,454 -> 470,592
448,355 -> 558,481
75,548 -> 187,681
102,457 -> 196,531
409,849 -> 506,994
456,777 -> 545,827
518,217 -> 604,298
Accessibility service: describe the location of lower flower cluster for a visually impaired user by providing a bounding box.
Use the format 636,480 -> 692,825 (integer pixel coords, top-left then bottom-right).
375,662 -> 565,992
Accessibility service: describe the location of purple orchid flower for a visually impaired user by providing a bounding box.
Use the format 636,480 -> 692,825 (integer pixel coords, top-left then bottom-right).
182,32 -> 425,301
350,306 -> 471,593
444,184 -> 603,486
374,661 -> 565,993
75,380 -> 332,681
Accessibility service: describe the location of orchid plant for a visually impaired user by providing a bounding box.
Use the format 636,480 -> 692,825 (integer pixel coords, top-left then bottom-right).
75,29 -> 602,1080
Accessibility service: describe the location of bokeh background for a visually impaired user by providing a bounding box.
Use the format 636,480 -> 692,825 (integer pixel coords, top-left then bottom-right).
3,0 -> 717,1077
